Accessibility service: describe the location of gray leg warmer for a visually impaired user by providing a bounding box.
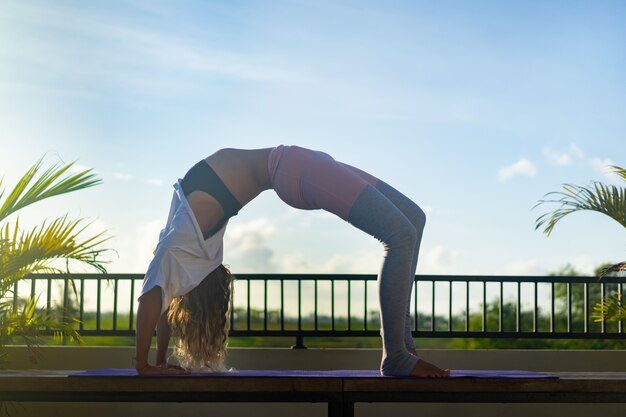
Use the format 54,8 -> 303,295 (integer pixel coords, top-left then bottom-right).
347,182 -> 426,376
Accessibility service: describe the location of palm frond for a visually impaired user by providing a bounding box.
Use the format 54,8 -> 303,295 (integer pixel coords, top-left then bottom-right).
0,157 -> 101,223
610,165 -> 626,182
0,215 -> 111,285
598,262 -> 626,278
0,295 -> 82,349
534,176 -> 626,236
593,292 -> 626,322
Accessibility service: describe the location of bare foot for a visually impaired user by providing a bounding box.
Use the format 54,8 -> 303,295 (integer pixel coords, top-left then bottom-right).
410,359 -> 450,378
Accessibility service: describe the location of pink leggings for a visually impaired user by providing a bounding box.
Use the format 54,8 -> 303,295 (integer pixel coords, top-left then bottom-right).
269,145 -> 426,376
268,145 -> 379,220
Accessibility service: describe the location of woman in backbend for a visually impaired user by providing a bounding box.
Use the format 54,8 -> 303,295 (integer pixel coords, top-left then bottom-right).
135,145 -> 449,378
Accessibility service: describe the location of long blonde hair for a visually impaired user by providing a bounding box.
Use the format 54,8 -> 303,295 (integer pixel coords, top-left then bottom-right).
168,264 -> 233,371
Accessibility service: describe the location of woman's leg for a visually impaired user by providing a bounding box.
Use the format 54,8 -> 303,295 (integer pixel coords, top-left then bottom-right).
272,149 -> 446,375
374,181 -> 426,353
340,164 -> 424,353
347,184 -> 421,376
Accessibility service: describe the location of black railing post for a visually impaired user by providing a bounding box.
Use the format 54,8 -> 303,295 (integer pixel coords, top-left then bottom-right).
12,282 -> 18,314
62,275 -> 69,345
291,334 -> 307,349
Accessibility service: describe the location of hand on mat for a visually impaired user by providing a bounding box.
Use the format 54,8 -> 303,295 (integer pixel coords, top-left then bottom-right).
137,364 -> 190,375
156,361 -> 187,372
410,359 -> 450,378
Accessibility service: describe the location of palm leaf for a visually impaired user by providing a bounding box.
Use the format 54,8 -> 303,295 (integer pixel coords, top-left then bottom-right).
592,292 -> 626,322
598,262 -> 626,278
534,168 -> 626,236
1,155 -> 103,373
0,215 -> 111,286
0,295 -> 82,349
0,157 -> 101,223
610,165 -> 626,182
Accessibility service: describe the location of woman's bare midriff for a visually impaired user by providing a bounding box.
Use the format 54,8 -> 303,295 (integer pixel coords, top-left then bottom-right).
204,148 -> 273,205
187,148 -> 274,238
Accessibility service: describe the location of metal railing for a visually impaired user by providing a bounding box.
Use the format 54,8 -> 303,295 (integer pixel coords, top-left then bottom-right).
13,273 -> 626,347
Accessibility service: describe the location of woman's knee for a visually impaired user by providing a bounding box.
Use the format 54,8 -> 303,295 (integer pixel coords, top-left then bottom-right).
375,181 -> 426,230
415,205 -> 426,230
405,203 -> 426,232
388,221 -> 419,248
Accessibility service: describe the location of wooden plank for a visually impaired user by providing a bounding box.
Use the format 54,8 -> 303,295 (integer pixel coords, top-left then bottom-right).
344,372 -> 626,394
341,371 -> 626,407
0,370 -> 341,394
3,370 -> 626,405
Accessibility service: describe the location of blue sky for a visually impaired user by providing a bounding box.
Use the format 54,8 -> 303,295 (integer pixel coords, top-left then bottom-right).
1,0 -> 625,280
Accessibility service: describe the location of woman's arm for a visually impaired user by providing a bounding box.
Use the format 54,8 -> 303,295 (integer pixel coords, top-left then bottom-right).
156,307 -> 172,366
135,286 -> 187,374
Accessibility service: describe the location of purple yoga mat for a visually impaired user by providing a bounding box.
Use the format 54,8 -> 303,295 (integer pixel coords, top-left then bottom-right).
71,369 -> 556,379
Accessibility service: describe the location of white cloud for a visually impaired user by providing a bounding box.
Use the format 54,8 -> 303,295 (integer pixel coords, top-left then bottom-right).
133,219 -> 165,271
77,218 -> 118,268
1,2 -> 308,105
224,218 -> 277,272
539,144 -> 618,184
273,250 -> 382,274
542,144 -> 585,167
543,148 -> 571,166
503,259 -> 543,276
569,257 -> 596,276
145,178 -> 164,187
569,144 -> 585,159
324,252 -> 381,274
274,253 -> 312,273
506,257 -> 600,278
590,157 -> 620,183
223,217 -> 383,274
420,246 -> 458,274
227,218 -> 276,243
113,172 -> 133,181
497,158 -> 537,182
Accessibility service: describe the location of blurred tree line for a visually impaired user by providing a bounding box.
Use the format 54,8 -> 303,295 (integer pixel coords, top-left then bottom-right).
449,263 -> 626,349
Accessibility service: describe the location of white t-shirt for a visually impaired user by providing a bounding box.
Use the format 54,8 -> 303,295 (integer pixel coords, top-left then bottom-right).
140,179 -> 227,315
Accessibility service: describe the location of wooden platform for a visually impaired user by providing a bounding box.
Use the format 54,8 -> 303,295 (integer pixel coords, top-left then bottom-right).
2,370 -> 626,417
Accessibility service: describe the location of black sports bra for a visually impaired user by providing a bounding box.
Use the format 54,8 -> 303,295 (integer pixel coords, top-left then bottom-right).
180,160 -> 242,236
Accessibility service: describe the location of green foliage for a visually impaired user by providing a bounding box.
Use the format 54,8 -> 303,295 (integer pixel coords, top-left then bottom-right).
0,156 -> 109,365
535,166 -> 626,323
451,263 -> 626,350
0,295 -> 82,361
547,263 -> 583,277
534,165 -> 626,236
451,296 -> 626,350
0,157 -> 101,223
594,293 -> 626,323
